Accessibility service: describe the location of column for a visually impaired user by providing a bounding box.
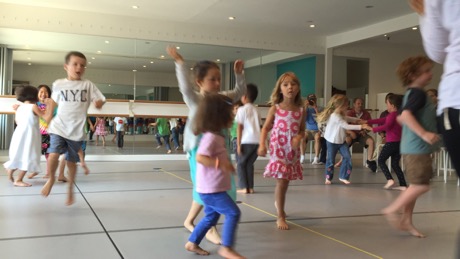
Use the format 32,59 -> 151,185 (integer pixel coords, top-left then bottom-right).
0,46 -> 14,150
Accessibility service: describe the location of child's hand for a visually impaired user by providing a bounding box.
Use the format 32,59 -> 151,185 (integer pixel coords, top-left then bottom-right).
291,134 -> 302,149
258,146 -> 267,156
12,104 -> 19,111
362,124 -> 372,131
219,159 -> 235,174
166,45 -> 184,64
421,131 -> 440,145
94,99 -> 104,109
234,60 -> 244,74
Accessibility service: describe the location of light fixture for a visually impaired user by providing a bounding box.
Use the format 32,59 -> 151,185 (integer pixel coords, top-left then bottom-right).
27,63 -> 32,66
105,40 -> 110,44
160,55 -> 165,59
143,65 -> 147,68
27,57 -> 31,60
309,24 -> 316,28
412,27 -> 418,30
91,57 -> 96,60
97,50 -> 102,54
176,46 -> 180,49
150,61 -> 154,64
132,69 -> 137,72
228,16 -> 235,20
216,59 -> 221,62
88,62 -> 92,64
132,5 -> 139,9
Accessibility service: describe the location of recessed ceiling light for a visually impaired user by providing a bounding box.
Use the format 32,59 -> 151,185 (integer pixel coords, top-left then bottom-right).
309,24 -> 316,28
108,84 -> 111,86
27,62 -> 32,66
132,5 -> 139,9
216,59 -> 220,62
412,27 -> 418,30
105,40 -> 110,44
88,62 -> 92,65
97,50 -> 102,54
143,65 -> 147,68
228,16 -> 236,20
160,55 -> 165,59
384,34 -> 388,37
132,69 -> 137,72
27,57 -> 31,60
150,61 -> 154,64
176,46 -> 180,50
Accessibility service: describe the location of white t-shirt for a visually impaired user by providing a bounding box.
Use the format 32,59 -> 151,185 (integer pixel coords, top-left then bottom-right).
235,103 -> 261,144
114,117 -> 128,131
48,78 -> 105,141
324,113 -> 361,144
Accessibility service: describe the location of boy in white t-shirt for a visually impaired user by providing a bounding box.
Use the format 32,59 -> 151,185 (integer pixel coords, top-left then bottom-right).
41,51 -> 106,205
236,83 -> 261,194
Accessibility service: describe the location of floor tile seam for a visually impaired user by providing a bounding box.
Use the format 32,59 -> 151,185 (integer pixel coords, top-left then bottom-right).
0,231 -> 106,242
239,201 -> 383,259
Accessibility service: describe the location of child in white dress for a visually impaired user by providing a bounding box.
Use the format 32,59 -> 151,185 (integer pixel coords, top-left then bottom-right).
4,85 -> 54,187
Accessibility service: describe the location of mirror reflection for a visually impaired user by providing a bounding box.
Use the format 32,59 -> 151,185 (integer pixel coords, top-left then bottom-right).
2,28 -> 307,155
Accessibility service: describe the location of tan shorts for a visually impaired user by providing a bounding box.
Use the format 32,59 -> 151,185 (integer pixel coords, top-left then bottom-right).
402,154 -> 433,185
305,130 -> 319,140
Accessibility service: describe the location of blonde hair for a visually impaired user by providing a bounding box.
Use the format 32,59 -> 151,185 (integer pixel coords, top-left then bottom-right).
268,72 -> 303,107
316,94 -> 349,123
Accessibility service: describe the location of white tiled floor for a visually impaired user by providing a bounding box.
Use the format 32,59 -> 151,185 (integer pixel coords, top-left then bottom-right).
1,138 -> 460,259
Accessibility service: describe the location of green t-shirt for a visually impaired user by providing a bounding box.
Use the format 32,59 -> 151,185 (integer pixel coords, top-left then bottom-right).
230,119 -> 238,139
156,118 -> 170,136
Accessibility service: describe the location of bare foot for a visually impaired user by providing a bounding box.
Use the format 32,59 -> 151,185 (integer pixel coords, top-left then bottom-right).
277,218 -> 289,230
7,170 -> 14,182
205,226 -> 221,245
41,179 -> 55,197
339,178 -> 351,185
392,186 -> 407,191
383,179 -> 395,189
58,176 -> 68,182
400,219 -> 426,238
185,242 -> 210,256
66,192 -> 75,206
27,172 -> 39,179
14,181 -> 32,187
248,188 -> 254,194
81,163 -> 90,175
42,174 -> 50,179
325,179 -> 332,185
184,222 -> 195,233
218,246 -> 245,259
381,209 -> 402,230
237,189 -> 248,194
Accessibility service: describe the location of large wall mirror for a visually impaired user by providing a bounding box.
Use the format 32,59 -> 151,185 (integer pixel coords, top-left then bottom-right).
2,28 -> 311,156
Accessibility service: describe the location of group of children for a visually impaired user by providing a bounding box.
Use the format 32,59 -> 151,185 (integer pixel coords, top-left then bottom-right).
3,47 -> 441,258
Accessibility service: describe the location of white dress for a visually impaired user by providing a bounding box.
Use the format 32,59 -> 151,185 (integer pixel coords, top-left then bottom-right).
3,104 -> 42,173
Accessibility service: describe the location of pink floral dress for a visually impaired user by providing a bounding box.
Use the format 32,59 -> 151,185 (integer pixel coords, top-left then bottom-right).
263,105 -> 303,180
95,118 -> 107,136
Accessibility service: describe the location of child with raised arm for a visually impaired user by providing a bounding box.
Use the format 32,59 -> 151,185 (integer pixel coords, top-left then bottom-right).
185,93 -> 244,259
364,94 -> 407,190
258,72 -> 306,230
4,85 -> 54,187
316,95 -> 372,185
236,83 -> 261,194
167,46 -> 246,244
41,51 -> 105,205
382,56 -> 439,238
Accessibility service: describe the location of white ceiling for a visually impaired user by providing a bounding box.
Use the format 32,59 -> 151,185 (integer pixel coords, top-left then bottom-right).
0,0 -> 421,71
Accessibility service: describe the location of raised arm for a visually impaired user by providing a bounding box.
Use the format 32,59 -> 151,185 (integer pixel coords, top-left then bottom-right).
221,60 -> 247,102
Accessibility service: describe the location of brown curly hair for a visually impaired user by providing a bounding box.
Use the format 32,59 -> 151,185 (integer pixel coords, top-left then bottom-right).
396,56 -> 433,86
193,93 -> 233,135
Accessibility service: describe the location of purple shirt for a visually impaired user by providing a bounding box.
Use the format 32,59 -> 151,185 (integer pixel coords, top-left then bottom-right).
368,111 -> 401,142
196,132 -> 231,194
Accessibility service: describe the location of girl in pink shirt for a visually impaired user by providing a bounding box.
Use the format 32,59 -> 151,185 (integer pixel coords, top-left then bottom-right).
365,94 -> 406,189
185,93 -> 244,259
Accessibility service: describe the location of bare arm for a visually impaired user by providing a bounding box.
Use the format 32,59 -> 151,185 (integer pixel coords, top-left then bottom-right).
41,99 -> 56,124
237,123 -> 243,155
258,106 -> 276,156
399,110 -> 439,144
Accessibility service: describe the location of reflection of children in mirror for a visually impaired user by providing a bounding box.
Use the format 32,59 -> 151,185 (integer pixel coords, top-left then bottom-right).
95,117 -> 107,147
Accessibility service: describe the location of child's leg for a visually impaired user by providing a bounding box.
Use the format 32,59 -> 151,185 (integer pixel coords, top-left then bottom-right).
245,144 -> 258,192
14,170 -> 32,187
66,161 -> 77,205
378,143 -> 394,188
382,184 -> 429,237
184,201 -> 203,232
275,178 -> 290,230
237,144 -> 249,192
41,152 -> 60,196
95,135 -> 99,146
78,148 -> 90,175
57,154 -> 68,182
6,168 -> 15,182
101,135 -> 106,147
338,143 -> 352,183
163,135 -> 172,152
390,144 -> 407,187
325,141 -> 339,184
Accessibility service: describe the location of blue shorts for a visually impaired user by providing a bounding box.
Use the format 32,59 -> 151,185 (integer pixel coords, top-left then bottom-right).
47,134 -> 82,163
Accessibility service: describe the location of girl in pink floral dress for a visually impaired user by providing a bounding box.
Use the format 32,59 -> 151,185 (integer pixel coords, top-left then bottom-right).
95,117 -> 107,147
258,72 -> 306,230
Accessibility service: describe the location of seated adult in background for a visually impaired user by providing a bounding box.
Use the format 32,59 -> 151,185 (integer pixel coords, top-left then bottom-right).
300,94 -> 324,164
346,97 -> 377,172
